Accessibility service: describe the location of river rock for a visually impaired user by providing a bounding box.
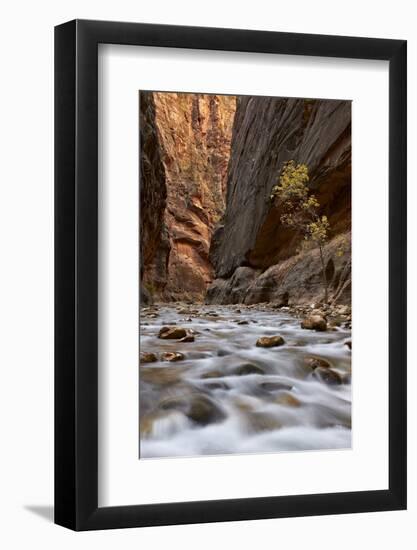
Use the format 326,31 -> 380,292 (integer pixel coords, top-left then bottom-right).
260,381 -> 293,392
304,356 -> 332,370
161,352 -> 185,362
158,326 -> 187,339
301,315 -> 327,331
160,394 -> 226,426
140,352 -> 158,364
233,363 -> 265,376
179,334 -> 195,342
188,395 -> 226,425
201,370 -> 224,379
312,367 -> 343,385
246,411 -> 283,432
345,340 -> 352,350
256,335 -> 285,348
141,365 -> 187,385
275,392 -> 301,407
343,372 -> 352,384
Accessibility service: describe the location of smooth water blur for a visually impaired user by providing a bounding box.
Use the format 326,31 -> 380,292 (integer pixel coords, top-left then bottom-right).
139,305 -> 351,458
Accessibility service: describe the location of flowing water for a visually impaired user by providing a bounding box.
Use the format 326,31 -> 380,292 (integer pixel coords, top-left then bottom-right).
139,304 -> 351,459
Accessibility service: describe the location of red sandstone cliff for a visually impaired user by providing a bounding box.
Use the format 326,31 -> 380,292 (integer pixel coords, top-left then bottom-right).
140,91 -> 236,302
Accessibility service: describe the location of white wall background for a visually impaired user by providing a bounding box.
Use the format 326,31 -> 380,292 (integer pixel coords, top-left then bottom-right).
0,0 -> 414,548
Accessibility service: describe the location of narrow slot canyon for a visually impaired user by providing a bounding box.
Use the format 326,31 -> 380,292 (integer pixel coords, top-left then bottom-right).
139,91 -> 352,459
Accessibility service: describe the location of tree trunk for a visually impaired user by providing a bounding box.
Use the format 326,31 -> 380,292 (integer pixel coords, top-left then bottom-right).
318,243 -> 328,304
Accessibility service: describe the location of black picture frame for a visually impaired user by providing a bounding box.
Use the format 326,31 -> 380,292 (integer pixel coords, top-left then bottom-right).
55,19 -> 407,531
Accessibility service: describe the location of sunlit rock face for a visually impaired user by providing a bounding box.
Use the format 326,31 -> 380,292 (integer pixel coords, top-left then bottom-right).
207,96 -> 351,306
140,91 -> 236,302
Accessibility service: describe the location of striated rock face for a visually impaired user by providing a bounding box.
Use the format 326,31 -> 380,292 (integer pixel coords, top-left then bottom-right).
139,93 -> 169,304
210,97 -> 351,278
154,92 -> 236,301
207,96 -> 351,306
140,91 -> 236,302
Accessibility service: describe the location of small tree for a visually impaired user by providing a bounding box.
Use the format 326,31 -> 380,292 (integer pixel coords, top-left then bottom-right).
271,160 -> 330,303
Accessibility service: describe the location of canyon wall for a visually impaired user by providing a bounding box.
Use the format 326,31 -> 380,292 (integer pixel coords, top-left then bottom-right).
140,91 -> 236,302
207,96 -> 352,306
139,93 -> 169,305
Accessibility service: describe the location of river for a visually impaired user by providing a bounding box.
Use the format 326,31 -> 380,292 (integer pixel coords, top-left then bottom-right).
139,304 -> 351,459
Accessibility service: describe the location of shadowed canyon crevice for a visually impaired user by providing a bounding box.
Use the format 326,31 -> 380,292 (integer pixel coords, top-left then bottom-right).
140,92 -> 351,307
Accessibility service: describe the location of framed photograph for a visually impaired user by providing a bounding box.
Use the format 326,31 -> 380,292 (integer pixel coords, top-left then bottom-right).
55,19 -> 407,530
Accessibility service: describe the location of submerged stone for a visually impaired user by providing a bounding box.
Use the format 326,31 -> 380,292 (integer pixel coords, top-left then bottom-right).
312,367 -> 343,385
233,363 -> 265,376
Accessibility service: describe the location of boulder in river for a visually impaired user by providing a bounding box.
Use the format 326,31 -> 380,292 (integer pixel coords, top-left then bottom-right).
179,334 -> 195,342
301,315 -> 327,331
158,326 -> 187,339
304,356 -> 332,370
233,363 -> 265,376
217,349 -> 231,357
246,411 -> 283,433
259,381 -> 293,392
140,365 -> 187,385
201,369 -> 224,379
312,366 -> 343,385
256,335 -> 285,348
160,394 -> 226,426
161,352 -> 185,362
140,352 -> 158,364
345,340 -> 352,350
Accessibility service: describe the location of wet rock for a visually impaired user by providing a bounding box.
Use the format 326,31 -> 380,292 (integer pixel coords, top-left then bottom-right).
160,394 -> 226,426
343,372 -> 352,384
217,349 -> 231,357
233,363 -> 265,376
161,352 -> 185,362
312,367 -> 343,385
256,335 -> 285,348
179,334 -> 195,342
141,365 -> 187,385
204,381 -> 229,390
345,340 -> 352,350
158,326 -> 187,339
304,356 -> 332,370
201,370 -> 224,379
188,395 -> 226,425
140,352 -> 158,364
246,411 -> 283,432
233,397 -> 255,412
259,381 -> 293,392
237,320 -> 249,325
275,392 -> 301,407
301,315 -> 327,331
